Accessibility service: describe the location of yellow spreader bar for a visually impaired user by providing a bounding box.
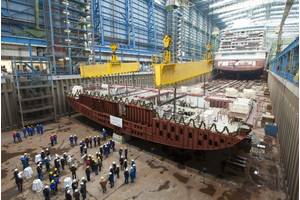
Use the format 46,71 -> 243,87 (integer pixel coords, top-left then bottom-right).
80,62 -> 140,78
154,60 -> 212,87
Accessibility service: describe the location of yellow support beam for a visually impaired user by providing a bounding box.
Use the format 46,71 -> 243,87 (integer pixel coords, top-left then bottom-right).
80,62 -> 140,78
154,60 -> 212,87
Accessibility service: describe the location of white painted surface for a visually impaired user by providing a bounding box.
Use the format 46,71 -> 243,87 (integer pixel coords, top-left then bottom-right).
110,115 -> 123,128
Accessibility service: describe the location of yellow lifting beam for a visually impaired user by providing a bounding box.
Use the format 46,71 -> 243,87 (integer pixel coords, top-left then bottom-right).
80,43 -> 140,78
154,35 -> 213,87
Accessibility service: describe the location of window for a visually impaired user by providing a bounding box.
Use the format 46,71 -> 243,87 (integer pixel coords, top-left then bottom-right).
208,140 -> 212,145
180,128 -> 183,134
220,139 -> 224,143
159,131 -> 163,136
156,122 -> 159,128
188,132 -> 192,139
203,134 -> 207,140
175,134 -> 179,141
167,133 -> 170,139
198,140 -> 202,146
214,142 -> 218,146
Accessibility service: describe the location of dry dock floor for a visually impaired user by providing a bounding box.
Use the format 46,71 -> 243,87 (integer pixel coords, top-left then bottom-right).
1,115 -> 286,200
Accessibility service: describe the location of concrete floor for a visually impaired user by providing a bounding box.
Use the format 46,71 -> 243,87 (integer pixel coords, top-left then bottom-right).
1,115 -> 286,200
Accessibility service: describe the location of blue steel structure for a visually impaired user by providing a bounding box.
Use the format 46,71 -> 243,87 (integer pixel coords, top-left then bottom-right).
2,0 -> 219,75
92,0 -> 165,62
269,37 -> 299,85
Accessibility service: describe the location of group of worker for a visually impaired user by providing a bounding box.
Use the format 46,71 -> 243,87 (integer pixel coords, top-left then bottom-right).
69,135 -> 78,146
12,125 -> 139,200
12,124 -> 44,143
82,135 -> 102,148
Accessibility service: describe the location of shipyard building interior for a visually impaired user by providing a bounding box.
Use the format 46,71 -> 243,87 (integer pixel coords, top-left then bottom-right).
0,0 -> 299,199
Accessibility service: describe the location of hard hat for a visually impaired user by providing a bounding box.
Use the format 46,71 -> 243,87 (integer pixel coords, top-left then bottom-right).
14,168 -> 18,172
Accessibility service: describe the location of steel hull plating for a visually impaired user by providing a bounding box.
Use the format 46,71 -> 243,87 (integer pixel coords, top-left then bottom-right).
67,95 -> 249,151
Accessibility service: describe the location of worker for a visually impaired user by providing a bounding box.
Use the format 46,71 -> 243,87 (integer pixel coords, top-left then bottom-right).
97,136 -> 101,146
99,176 -> 107,193
72,179 -> 78,191
111,140 -> 115,151
116,165 -> 120,178
60,156 -> 66,170
53,173 -> 60,188
50,135 -> 54,146
85,166 -> 91,181
108,172 -> 114,188
12,132 -> 16,143
80,182 -> 87,200
74,135 -> 78,145
131,159 -> 135,166
54,158 -> 61,173
45,157 -> 51,172
26,126 -> 30,136
14,169 -> 19,191
50,180 -> 57,194
65,189 -> 72,200
37,163 -> 43,180
14,169 -> 19,182
16,132 -> 22,142
89,136 -> 92,148
94,159 -> 99,175
119,156 -> 124,170
109,166 -> 114,174
41,150 -> 46,161
80,142 -> 84,155
112,162 -> 117,174
119,148 -> 123,158
36,124 -> 40,134
124,148 -> 128,159
83,146 -> 87,154
97,157 -> 102,172
73,189 -> 80,200
43,185 -> 50,200
53,134 -> 57,145
40,124 -> 44,134
16,172 -> 23,192
22,127 -> 27,138
132,164 -> 136,177
45,148 -> 50,157
130,166 -> 136,183
70,164 -> 77,179
102,128 -> 107,139
93,136 -> 97,147
99,146 -> 103,155
69,135 -> 74,146
48,171 -> 53,182
81,177 -> 87,186
124,159 -> 128,170
85,137 -> 89,148
32,125 -> 36,135
124,168 -> 129,184
20,155 -> 29,169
